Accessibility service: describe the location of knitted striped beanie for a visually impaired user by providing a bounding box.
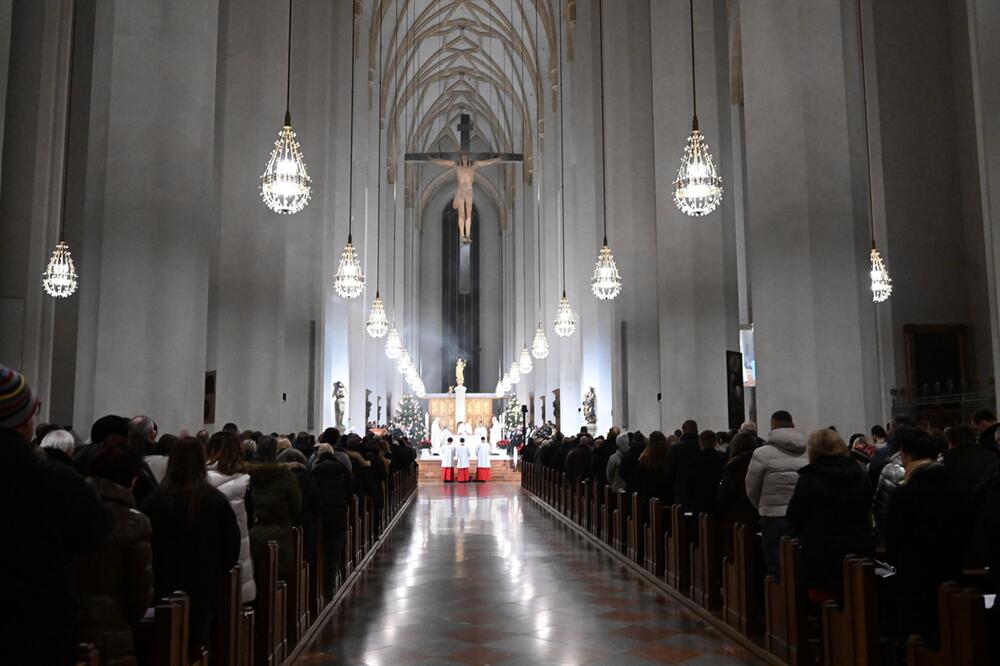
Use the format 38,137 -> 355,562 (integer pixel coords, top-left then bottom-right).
0,365 -> 37,429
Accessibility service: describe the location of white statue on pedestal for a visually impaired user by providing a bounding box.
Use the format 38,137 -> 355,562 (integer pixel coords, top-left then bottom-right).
490,416 -> 503,446
430,417 -> 443,453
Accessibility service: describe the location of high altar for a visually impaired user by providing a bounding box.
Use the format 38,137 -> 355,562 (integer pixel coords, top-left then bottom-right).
426,392 -> 497,432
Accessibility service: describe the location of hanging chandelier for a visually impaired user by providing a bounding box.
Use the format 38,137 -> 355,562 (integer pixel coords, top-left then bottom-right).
673,0 -> 722,217
42,241 -> 79,298
870,244 -> 892,303
396,349 -> 412,374
519,346 -> 533,375
260,0 -> 311,214
509,360 -> 521,385
501,372 -> 512,394
366,292 -> 388,338
384,327 -> 401,358
494,378 -> 505,398
554,292 -> 576,338
591,240 -> 622,300
333,235 -> 365,298
44,2 -> 80,299
531,325 -> 549,359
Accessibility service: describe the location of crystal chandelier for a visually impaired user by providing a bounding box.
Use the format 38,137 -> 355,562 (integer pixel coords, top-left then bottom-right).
406,366 -> 419,387
509,360 -> 521,385
501,372 -> 512,394
554,292 -> 576,338
384,327 -> 401,359
494,379 -> 505,397
366,292 -> 388,338
396,349 -> 412,374
42,241 -> 79,298
531,325 -> 549,359
415,382 -> 426,398
519,346 -> 533,375
260,1 -> 310,214
673,127 -> 722,216
870,244 -> 892,303
260,123 -> 311,214
591,240 -> 622,300
333,235 -> 365,299
673,0 -> 722,217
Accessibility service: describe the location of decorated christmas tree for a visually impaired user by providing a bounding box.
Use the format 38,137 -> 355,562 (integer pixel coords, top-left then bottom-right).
392,394 -> 426,441
503,397 -> 522,439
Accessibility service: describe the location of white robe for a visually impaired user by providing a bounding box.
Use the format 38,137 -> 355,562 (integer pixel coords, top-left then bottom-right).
441,443 -> 455,467
454,444 -> 471,469
490,417 -> 503,444
476,441 -> 492,468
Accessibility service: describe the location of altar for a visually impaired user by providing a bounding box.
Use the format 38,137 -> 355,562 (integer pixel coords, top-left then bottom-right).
426,392 -> 497,432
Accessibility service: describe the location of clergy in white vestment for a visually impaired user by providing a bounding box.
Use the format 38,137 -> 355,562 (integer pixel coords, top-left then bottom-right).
475,436 -> 492,482
440,437 -> 456,482
455,437 -> 472,482
489,416 -> 503,445
474,425 -> 489,446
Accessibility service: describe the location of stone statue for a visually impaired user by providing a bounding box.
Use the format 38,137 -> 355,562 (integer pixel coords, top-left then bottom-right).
333,381 -> 346,429
583,387 -> 597,425
455,356 -> 466,387
432,155 -> 502,244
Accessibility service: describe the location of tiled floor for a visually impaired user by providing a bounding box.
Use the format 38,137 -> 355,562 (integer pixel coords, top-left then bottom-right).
296,483 -> 764,665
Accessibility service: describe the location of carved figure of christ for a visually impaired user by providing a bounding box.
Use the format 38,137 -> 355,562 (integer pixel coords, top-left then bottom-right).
431,154 -> 501,243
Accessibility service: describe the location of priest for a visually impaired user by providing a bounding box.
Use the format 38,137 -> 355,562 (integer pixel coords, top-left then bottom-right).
455,437 -> 472,483
441,436 -> 456,483
475,435 -> 492,482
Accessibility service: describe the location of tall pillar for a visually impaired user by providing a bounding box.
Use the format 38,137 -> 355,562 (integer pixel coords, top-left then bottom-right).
73,0 -> 219,434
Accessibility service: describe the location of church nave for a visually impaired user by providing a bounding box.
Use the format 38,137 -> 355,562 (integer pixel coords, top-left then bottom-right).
297,484 -> 761,666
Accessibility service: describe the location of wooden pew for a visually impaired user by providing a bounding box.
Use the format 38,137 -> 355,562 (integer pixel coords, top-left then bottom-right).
602,485 -> 613,544
764,537 -> 807,665
644,498 -> 670,577
578,479 -> 589,529
690,513 -> 723,611
821,557 -> 896,666
135,592 -> 188,666
613,489 -> 629,554
362,496 -> 372,555
722,523 -> 765,637
666,506 -> 696,593
310,521 -> 326,619
213,566 -> 242,666
906,583 -> 990,666
237,606 -> 254,666
627,493 -> 647,564
253,540 -> 287,666
286,527 -> 310,645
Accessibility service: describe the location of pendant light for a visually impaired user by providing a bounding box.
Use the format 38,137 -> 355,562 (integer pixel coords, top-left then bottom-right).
553,3 -> 576,337
43,1 -> 80,299
673,0 -> 722,217
334,15 -> 365,299
590,0 -> 623,301
366,33 -> 389,338
509,359 -> 521,385
518,181 -> 533,374
396,348 -> 412,374
260,0 -> 312,214
532,182 -> 549,357
856,0 -> 892,302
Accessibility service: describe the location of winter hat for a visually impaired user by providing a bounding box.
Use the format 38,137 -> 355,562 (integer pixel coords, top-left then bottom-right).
0,365 -> 37,429
90,415 -> 129,445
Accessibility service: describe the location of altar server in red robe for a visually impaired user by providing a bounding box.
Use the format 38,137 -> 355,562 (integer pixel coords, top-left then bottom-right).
441,437 -> 456,482
455,437 -> 472,482
476,436 -> 492,481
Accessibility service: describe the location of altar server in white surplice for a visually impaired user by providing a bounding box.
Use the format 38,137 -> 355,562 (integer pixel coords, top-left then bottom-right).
440,437 -> 456,482
455,437 -> 472,482
475,436 -> 492,482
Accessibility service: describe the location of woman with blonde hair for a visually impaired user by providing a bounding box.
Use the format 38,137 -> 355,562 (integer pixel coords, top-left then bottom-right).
787,428 -> 872,604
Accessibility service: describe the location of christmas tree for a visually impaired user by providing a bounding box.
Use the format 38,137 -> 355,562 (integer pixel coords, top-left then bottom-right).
502,397 -> 522,439
392,394 -> 426,441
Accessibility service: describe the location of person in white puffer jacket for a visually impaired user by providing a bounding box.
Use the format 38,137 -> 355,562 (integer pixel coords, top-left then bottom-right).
206,432 -> 256,603
744,410 -> 807,581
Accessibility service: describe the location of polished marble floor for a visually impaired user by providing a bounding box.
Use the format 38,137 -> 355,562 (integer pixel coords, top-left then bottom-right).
297,483 -> 764,665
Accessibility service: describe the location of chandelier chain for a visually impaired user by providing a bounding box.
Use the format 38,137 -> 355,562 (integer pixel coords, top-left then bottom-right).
346,4 -> 357,239
597,0 -> 609,242
557,0 -> 567,296
59,0 -> 79,241
689,0 -> 697,125
285,0 -> 293,122
856,0 -> 876,241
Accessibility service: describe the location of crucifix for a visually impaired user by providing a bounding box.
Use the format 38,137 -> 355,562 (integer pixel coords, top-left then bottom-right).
406,113 -> 522,245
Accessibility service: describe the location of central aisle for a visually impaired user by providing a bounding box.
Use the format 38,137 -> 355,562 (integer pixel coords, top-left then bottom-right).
297,483 -> 763,665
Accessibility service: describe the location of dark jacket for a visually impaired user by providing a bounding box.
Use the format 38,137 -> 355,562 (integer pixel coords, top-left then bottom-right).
979,423 -> 1000,454
565,443 -> 593,485
589,438 -> 616,486
43,447 -> 76,468
787,455 -> 873,596
941,443 -> 998,489
247,463 -> 303,582
287,463 -> 321,567
140,482 -> 240,654
886,462 -> 976,644
312,453 -> 354,533
689,448 -> 725,516
76,478 -> 153,666
663,433 -> 701,508
717,450 -> 759,527
634,462 -> 671,504
0,429 -> 111,665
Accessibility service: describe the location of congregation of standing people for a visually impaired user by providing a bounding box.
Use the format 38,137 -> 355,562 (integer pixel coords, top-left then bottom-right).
529,408 -> 1000,656
0,364 -> 417,664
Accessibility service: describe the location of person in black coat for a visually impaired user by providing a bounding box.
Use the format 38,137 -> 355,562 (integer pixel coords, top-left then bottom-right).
633,431 -> 672,502
941,424 -> 998,489
717,431 -> 760,528
662,420 -> 701,508
689,430 -> 725,516
589,435 -> 616,487
140,437 -> 240,657
565,436 -> 594,486
277,448 -> 322,575
311,448 -> 354,595
886,428 -> 976,648
787,429 -> 873,603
